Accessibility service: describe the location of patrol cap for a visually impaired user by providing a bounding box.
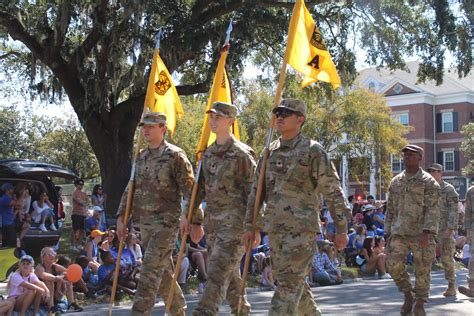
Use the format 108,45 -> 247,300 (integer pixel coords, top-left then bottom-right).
427,163 -> 443,172
20,255 -> 34,264
1,182 -> 14,191
272,99 -> 307,117
206,102 -> 237,118
316,240 -> 333,248
138,112 -> 167,126
401,144 -> 424,156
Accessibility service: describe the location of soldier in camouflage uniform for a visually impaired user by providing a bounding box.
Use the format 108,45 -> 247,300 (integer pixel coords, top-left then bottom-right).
385,145 -> 441,316
116,112 -> 201,316
242,99 -> 351,316
458,186 -> 474,297
427,163 -> 459,297
184,102 -> 256,315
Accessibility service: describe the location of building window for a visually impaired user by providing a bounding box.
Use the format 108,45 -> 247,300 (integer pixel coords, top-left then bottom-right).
391,154 -> 404,172
442,112 -> 453,132
443,151 -> 455,171
394,83 -> 403,94
391,113 -> 409,126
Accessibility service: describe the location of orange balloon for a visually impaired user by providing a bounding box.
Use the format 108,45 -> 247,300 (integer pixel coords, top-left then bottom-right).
66,264 -> 83,283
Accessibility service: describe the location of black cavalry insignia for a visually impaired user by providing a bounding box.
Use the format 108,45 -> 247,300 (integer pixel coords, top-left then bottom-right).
154,71 -> 171,96
310,26 -> 327,51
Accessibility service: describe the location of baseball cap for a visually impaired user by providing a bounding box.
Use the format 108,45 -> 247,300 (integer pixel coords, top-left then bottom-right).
1,182 -> 14,191
20,255 -> 34,264
374,201 -> 384,209
363,204 -> 375,212
401,144 -> 424,156
206,102 -> 237,118
90,229 -> 106,238
138,112 -> 167,126
427,163 -> 443,172
272,99 -> 307,117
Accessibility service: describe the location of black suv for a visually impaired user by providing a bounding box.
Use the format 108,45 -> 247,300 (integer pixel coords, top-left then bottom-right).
0,159 -> 77,257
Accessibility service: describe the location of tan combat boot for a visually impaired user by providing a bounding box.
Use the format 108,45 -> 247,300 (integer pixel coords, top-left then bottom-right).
443,282 -> 457,297
413,299 -> 426,316
400,291 -> 414,315
458,278 -> 474,297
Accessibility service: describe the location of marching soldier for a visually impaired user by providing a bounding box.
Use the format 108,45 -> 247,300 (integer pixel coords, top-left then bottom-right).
458,186 -> 474,297
427,163 -> 459,297
385,145 -> 441,316
116,112 -> 202,316
184,102 -> 256,315
242,99 -> 351,315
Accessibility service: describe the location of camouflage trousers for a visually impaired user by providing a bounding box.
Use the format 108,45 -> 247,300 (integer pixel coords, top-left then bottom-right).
438,236 -> 455,283
193,230 -> 251,315
468,240 -> 474,280
267,231 -> 321,316
386,235 -> 436,302
132,223 -> 185,316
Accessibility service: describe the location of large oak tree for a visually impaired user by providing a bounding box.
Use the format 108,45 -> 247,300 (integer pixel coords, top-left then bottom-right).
1,0 -> 471,213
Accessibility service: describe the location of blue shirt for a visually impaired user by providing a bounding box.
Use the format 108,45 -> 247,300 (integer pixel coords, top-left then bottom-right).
98,263 -> 115,283
85,216 -> 98,231
0,194 -> 14,225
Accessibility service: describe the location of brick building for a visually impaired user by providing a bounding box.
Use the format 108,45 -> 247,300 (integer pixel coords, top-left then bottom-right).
356,61 -> 473,198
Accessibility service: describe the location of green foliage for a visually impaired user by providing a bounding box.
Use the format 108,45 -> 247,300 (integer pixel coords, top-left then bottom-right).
461,122 -> 474,176
0,107 -> 99,178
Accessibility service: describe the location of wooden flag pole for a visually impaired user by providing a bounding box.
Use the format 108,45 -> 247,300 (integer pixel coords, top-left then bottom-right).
237,61 -> 288,313
107,132 -> 142,316
165,160 -> 203,314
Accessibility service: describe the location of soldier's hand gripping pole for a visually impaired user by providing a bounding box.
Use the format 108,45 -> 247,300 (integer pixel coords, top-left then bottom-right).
237,62 -> 288,313
165,160 -> 203,315
108,133 -> 142,316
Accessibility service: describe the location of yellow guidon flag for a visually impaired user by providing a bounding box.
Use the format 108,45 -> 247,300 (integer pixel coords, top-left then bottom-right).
285,0 -> 341,88
196,22 -> 240,162
144,46 -> 184,136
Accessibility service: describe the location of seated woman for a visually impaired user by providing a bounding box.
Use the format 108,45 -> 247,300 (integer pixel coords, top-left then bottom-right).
187,236 -> 208,292
34,247 -> 83,313
373,236 -> 386,256
13,184 -> 31,244
8,255 -> 49,316
261,256 -> 276,290
358,237 -> 390,279
83,229 -> 105,272
100,229 -> 116,252
31,192 -> 57,232
125,232 -> 143,266
352,224 -> 366,251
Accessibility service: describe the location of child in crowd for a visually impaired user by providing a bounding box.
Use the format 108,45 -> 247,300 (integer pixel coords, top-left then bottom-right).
83,229 -> 105,272
8,255 -> 49,316
75,256 -> 101,296
91,184 -> 107,231
98,251 -> 136,296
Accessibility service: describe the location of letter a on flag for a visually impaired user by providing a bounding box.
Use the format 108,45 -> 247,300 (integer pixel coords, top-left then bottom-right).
195,22 -> 240,161
144,38 -> 184,136
285,0 -> 341,88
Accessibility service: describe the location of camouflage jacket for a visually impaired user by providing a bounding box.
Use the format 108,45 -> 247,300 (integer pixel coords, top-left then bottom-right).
465,186 -> 474,238
385,168 -> 441,236
117,140 -> 200,227
438,180 -> 459,231
244,133 -> 350,234
193,135 -> 256,234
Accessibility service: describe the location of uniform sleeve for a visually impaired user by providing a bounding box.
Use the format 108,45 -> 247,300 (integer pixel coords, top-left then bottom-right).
174,151 -> 203,224
422,180 -> 441,234
312,149 -> 350,234
244,154 -> 266,232
183,159 -> 205,225
237,149 -> 257,206
465,187 -> 474,238
384,182 -> 395,236
446,186 -> 459,230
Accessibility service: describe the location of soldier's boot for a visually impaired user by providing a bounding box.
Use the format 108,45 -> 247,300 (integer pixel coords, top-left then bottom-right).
458,278 -> 474,297
400,291 -> 414,315
413,300 -> 426,316
443,282 -> 456,297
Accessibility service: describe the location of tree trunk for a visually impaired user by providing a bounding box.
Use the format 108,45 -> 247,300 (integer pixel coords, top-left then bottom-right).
72,95 -> 144,216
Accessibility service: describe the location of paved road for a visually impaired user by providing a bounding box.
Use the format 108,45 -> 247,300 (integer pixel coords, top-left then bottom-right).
65,270 -> 472,315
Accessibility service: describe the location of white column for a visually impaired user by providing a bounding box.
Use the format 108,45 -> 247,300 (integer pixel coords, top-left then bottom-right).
342,154 -> 349,197
370,151 -> 376,198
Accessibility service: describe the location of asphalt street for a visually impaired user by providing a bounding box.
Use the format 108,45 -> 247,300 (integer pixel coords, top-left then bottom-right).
64,270 -> 473,315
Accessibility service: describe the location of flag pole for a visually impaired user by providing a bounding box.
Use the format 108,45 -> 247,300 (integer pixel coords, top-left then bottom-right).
108,30 -> 163,316
237,0 -> 302,312
165,21 -> 233,314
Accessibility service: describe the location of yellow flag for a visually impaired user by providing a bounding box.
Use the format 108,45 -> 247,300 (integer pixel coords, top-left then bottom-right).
195,46 -> 240,162
285,0 -> 341,88
144,49 -> 184,135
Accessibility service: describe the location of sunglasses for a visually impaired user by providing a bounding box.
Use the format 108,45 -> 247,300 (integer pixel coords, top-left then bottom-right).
274,109 -> 297,118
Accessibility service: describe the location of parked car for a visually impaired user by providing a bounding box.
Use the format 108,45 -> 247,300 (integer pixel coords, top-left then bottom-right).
0,159 -> 77,257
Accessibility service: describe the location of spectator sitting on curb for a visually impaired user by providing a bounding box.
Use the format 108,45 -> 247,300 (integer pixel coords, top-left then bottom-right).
358,237 -> 390,279
309,240 -> 343,287
362,205 -> 376,233
0,295 -> 15,316
83,229 -> 105,272
261,256 -> 276,290
352,224 -> 366,250
31,191 -> 57,232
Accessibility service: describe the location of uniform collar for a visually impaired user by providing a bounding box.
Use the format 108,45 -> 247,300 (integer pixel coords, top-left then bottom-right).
401,167 -> 423,180
209,135 -> 235,154
278,133 -> 303,149
143,140 -> 168,157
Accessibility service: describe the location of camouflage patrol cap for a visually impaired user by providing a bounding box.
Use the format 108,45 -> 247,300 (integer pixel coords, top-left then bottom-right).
138,112 -> 167,126
206,102 -> 237,118
427,163 -> 443,172
272,99 -> 307,117
401,144 -> 424,156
